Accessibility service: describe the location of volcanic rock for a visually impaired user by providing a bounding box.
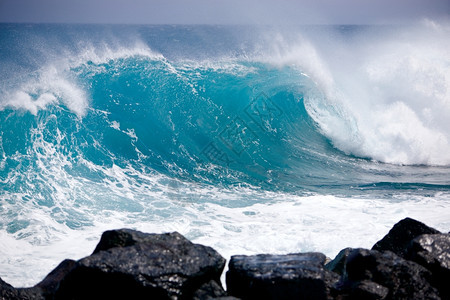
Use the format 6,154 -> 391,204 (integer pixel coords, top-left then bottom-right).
54,230 -> 226,300
226,252 -> 338,300
325,248 -> 353,276
35,259 -> 76,298
407,233 -> 450,299
342,248 -> 440,300
0,276 -> 44,300
372,217 -> 440,258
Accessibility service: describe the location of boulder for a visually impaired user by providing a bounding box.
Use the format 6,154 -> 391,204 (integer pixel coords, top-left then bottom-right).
343,248 -> 440,300
0,276 -> 44,300
346,280 -> 389,300
35,259 -> 76,297
192,280 -> 238,300
334,280 -> 389,300
372,217 -> 440,258
92,228 -> 154,254
325,248 -> 353,276
1,218 -> 447,300
226,252 -> 338,300
54,230 -> 226,300
0,277 -> 18,300
407,233 -> 450,299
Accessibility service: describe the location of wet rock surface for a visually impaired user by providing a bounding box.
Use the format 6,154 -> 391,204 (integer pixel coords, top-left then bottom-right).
372,217 -> 440,257
35,259 -> 77,298
406,233 -> 450,299
1,218 -> 449,299
0,277 -> 44,300
226,252 -> 339,300
55,230 -> 226,300
337,248 -> 440,300
325,247 -> 353,276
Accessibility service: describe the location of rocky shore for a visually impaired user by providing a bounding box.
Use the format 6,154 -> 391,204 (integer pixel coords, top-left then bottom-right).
1,217 -> 449,299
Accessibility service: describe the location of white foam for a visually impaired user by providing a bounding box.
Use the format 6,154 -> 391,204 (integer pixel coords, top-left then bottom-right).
1,119 -> 449,287
1,65 -> 88,117
264,21 -> 450,166
4,91 -> 57,116
1,188 -> 449,287
0,40 -> 163,118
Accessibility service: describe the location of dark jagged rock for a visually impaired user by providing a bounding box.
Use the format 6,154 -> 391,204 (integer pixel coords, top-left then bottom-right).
334,280 -> 389,300
347,280 -> 389,300
0,277 -> 14,290
35,259 -> 76,297
191,280 -> 239,300
0,277 -> 18,300
1,218 -> 449,300
0,277 -> 44,300
92,228 -> 153,254
372,217 -> 440,258
325,248 -> 353,276
407,233 -> 450,299
54,230 -> 226,300
226,252 -> 339,300
342,248 -> 441,300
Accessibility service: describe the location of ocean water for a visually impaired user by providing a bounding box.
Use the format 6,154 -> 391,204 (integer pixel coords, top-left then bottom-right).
1,23 -> 450,287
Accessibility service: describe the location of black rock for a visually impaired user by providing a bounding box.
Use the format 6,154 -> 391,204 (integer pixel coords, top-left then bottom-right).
54,230 -> 226,300
0,276 -> 44,300
0,277 -> 14,290
372,217 -> 440,258
192,280 -> 239,300
349,280 -> 389,300
407,233 -> 450,299
92,228 -> 154,254
325,248 -> 353,276
334,280 -> 389,300
0,277 -> 17,300
1,218 -> 447,300
35,259 -> 76,297
226,252 -> 339,300
344,248 -> 441,300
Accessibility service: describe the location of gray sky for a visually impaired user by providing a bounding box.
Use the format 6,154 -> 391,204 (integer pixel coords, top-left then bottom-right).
0,0 -> 448,24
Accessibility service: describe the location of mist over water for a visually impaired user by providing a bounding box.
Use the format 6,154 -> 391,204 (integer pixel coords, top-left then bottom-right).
0,22 -> 449,287
310,22 -> 450,166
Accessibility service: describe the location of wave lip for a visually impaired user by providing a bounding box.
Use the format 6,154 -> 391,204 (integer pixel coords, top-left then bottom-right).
1,66 -> 88,117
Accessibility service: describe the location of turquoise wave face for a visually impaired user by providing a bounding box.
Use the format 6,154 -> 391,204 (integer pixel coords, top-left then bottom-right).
1,56 -> 331,193
2,53 -> 449,201
1,24 -> 450,221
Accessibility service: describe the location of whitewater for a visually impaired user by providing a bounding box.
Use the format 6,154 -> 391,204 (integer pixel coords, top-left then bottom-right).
1,22 -> 450,287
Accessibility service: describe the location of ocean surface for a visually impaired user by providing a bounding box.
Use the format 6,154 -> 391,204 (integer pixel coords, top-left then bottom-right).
1,23 -> 450,287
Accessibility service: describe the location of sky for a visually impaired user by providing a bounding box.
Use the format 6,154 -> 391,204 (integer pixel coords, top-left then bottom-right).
0,0 -> 448,25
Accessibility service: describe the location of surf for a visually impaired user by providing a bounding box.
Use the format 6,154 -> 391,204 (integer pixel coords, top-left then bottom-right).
0,23 -> 449,287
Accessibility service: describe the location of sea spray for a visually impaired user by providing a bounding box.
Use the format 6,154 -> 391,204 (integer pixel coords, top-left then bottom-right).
0,23 -> 449,287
